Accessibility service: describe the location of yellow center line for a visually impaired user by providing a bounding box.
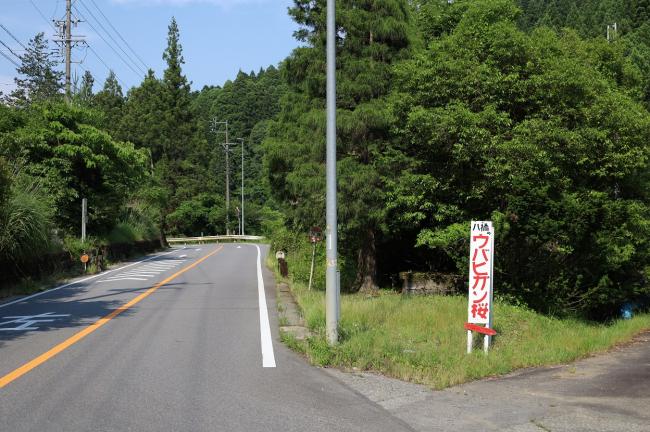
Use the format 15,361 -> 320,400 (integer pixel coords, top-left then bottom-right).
0,245 -> 224,389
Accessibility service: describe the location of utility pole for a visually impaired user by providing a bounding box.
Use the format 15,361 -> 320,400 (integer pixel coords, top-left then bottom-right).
224,123 -> 230,235
326,0 -> 339,345
65,0 -> 71,100
237,138 -> 245,236
211,120 -> 233,235
54,0 -> 85,103
81,198 -> 87,243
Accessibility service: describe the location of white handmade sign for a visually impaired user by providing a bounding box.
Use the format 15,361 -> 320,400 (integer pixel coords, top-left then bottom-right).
467,221 -> 494,325
465,221 -> 496,354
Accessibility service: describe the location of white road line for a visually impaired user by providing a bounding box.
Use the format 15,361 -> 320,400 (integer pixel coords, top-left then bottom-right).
98,277 -> 148,283
121,269 -> 161,273
117,273 -> 156,277
179,254 -> 187,258
140,264 -> 177,268
255,244 -> 276,368
137,267 -> 174,271
0,249 -> 182,309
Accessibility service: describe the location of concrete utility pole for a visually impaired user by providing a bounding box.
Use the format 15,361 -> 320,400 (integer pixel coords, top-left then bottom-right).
65,0 -> 71,100
81,198 -> 87,243
224,124 -> 230,234
55,0 -> 85,103
211,120 -> 231,235
237,138 -> 245,236
326,0 -> 339,345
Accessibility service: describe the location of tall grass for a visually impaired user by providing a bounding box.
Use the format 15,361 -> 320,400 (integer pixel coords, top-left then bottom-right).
107,203 -> 159,244
0,182 -> 54,264
282,277 -> 650,389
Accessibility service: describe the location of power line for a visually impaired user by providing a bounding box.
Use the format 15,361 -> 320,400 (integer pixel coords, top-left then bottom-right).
72,4 -> 143,79
0,23 -> 27,49
87,45 -> 127,89
28,0 -> 58,32
51,0 -> 63,21
54,0 -> 87,102
28,0 -> 128,91
86,0 -> 149,71
0,39 -> 21,59
0,50 -> 20,68
75,2 -> 146,76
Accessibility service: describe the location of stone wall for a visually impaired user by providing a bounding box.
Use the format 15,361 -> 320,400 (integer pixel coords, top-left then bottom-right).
399,271 -> 463,296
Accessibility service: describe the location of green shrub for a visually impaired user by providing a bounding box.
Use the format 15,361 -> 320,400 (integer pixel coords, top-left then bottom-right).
62,236 -> 97,259
0,158 -> 10,209
0,181 -> 54,264
107,222 -> 138,244
390,1 -> 650,317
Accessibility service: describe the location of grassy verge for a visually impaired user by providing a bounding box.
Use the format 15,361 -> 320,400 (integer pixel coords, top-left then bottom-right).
273,266 -> 650,389
0,244 -> 161,301
0,269 -> 81,300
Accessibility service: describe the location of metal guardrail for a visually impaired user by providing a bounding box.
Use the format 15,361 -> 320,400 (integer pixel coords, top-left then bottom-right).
166,235 -> 264,244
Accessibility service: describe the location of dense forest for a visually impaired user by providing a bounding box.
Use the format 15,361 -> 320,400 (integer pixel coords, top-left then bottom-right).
1,0 -> 649,318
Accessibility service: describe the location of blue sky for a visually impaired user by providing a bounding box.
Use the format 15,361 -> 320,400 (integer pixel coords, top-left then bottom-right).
0,0 -> 299,93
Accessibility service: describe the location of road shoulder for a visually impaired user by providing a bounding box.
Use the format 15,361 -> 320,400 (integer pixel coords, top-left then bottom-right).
324,331 -> 650,432
0,247 -> 173,308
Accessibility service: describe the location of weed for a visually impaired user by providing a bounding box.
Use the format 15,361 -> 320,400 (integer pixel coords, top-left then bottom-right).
282,278 -> 650,389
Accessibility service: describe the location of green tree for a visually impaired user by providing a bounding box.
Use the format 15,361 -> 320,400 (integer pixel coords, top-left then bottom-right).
8,33 -> 63,105
75,70 -> 95,107
0,102 -> 148,235
119,19 -> 206,240
390,0 -> 650,315
94,70 -> 125,137
159,17 -> 195,163
265,0 -> 412,291
120,71 -> 163,153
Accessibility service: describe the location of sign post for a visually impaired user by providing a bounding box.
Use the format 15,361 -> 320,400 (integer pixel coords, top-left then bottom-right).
275,250 -> 288,278
308,227 -> 323,291
80,253 -> 89,273
81,198 -> 87,243
465,221 -> 496,354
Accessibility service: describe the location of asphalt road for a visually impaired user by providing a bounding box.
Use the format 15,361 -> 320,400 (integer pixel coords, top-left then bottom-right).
0,244 -> 413,432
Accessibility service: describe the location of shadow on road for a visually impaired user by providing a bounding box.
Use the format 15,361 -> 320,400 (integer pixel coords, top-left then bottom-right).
0,254 -> 192,350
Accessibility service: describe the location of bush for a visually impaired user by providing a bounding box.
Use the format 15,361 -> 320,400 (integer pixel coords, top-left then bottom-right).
107,222 -> 138,244
0,180 -> 54,265
390,0 -> 650,317
0,158 -> 10,209
62,236 -> 97,260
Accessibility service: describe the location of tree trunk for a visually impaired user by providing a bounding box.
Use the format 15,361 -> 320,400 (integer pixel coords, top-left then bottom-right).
159,212 -> 169,248
356,228 -> 378,294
